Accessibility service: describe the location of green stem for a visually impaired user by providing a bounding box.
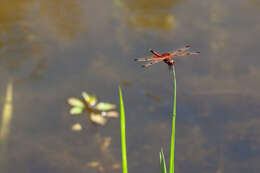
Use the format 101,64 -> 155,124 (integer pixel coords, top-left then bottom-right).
169,66 -> 176,173
119,87 -> 128,173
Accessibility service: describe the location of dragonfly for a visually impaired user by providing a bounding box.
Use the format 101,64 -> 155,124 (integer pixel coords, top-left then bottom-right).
134,45 -> 200,67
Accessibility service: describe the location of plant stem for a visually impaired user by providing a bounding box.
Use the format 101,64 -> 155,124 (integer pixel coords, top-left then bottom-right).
169,66 -> 176,173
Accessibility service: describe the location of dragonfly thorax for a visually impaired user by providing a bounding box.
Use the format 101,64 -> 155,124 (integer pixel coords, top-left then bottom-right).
161,52 -> 171,56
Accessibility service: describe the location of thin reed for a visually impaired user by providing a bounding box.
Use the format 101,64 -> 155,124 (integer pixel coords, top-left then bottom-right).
119,66 -> 177,173
169,66 -> 176,173
160,148 -> 167,173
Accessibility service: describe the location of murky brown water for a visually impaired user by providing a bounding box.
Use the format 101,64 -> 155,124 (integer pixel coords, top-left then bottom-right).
0,0 -> 260,172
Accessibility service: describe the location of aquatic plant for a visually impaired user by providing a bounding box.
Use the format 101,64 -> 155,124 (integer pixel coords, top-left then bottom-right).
169,66 -> 176,173
134,45 -> 199,173
120,44 -> 200,173
160,148 -> 167,173
67,92 -> 118,127
118,67 -> 176,173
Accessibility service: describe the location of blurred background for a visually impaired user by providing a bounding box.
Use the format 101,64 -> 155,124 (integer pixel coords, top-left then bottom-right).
0,0 -> 260,172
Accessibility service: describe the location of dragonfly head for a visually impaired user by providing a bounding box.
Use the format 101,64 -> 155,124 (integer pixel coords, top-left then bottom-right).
168,59 -> 175,67
164,59 -> 175,67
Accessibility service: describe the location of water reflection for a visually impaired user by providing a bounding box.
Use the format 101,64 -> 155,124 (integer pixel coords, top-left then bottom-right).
0,81 -> 13,171
114,0 -> 183,30
38,0 -> 87,41
7,132 -> 120,173
0,0 -> 45,76
0,0 -> 87,82
248,0 -> 260,8
87,135 -> 120,172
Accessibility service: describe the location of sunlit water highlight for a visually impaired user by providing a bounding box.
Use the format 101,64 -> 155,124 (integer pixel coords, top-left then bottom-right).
0,81 -> 13,170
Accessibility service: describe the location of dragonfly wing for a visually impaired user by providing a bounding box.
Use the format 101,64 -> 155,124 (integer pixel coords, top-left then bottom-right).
170,45 -> 191,55
134,56 -> 154,62
176,51 -> 200,57
142,59 -> 163,67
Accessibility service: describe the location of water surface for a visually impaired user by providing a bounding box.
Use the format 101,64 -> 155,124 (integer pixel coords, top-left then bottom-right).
0,0 -> 260,172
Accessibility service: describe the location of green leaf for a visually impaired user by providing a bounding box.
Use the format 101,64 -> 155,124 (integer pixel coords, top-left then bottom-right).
82,92 -> 97,106
95,102 -> 116,111
67,98 -> 85,108
102,111 -> 119,118
119,87 -> 128,173
82,92 -> 90,102
70,107 -> 84,114
89,113 -> 107,126
160,148 -> 167,173
72,123 -> 82,131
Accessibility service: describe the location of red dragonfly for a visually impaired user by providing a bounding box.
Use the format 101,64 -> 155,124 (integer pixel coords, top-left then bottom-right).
134,45 -> 200,67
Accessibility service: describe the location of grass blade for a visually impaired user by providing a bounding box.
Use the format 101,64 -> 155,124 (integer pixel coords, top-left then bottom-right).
119,87 -> 128,173
160,148 -> 167,173
169,66 -> 176,173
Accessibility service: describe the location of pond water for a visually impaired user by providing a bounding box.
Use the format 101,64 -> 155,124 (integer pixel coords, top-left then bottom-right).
0,0 -> 260,173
